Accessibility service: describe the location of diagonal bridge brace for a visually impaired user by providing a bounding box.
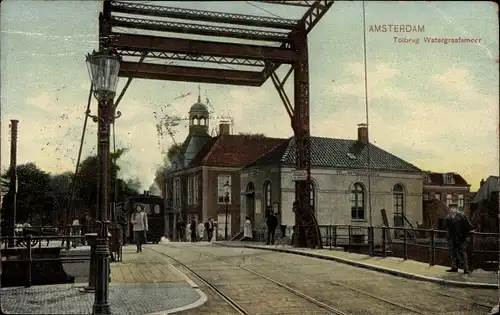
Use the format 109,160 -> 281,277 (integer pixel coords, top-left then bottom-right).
265,61 -> 295,125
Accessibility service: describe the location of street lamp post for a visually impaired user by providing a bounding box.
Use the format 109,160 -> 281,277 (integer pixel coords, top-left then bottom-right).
223,181 -> 230,240
86,49 -> 121,315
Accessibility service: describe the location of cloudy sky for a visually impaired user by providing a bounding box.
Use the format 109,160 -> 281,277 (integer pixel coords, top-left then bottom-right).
1,1 -> 498,191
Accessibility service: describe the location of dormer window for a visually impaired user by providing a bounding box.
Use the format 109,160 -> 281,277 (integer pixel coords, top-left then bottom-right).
445,173 -> 453,184
424,173 -> 431,183
347,153 -> 357,160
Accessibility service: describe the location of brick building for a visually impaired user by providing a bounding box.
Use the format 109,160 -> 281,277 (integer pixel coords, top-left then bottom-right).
165,96 -> 283,239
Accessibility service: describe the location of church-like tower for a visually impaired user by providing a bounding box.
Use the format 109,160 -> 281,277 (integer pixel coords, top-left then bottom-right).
188,88 -> 209,135
177,86 -> 212,168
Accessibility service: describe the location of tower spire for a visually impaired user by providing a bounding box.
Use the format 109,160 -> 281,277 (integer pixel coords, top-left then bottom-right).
197,84 -> 201,103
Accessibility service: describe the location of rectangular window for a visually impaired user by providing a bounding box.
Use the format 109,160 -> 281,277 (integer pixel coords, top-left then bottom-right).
174,178 -> 181,207
446,194 -> 452,206
458,194 -> 464,208
217,175 -> 232,204
394,194 -> 404,216
434,193 -> 441,200
187,177 -> 193,205
193,175 -> 200,205
350,192 -> 364,219
217,213 -> 231,238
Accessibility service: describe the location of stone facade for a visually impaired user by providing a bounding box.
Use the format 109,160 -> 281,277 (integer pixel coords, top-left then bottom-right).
241,167 -> 423,233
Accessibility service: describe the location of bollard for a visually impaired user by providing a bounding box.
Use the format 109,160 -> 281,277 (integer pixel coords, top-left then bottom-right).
403,227 -> 408,260
348,225 -> 352,245
367,226 -> 374,256
333,225 -> 337,247
26,235 -> 32,288
429,229 -> 435,266
382,226 -> 387,258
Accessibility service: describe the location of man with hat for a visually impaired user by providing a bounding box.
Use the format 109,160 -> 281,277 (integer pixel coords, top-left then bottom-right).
443,202 -> 472,274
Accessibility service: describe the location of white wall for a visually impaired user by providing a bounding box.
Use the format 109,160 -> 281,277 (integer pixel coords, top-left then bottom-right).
280,167 -> 423,230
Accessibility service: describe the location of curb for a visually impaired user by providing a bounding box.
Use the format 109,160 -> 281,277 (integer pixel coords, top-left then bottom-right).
214,242 -> 498,290
156,264 -> 208,315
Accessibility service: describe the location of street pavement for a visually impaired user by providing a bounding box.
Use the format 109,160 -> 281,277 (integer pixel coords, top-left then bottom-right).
216,241 -> 500,288
157,242 -> 498,315
0,245 -> 206,315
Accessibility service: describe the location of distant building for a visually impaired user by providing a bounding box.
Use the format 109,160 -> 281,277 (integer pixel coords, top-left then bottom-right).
240,124 -> 424,241
165,95 -> 284,239
470,176 -> 498,232
421,171 -> 471,232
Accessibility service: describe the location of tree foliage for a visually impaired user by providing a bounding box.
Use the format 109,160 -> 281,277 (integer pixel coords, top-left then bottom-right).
74,147 -> 141,215
1,163 -> 53,223
0,149 -> 142,225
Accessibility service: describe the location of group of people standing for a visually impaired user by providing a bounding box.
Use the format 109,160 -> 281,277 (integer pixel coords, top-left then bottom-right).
176,217 -> 215,242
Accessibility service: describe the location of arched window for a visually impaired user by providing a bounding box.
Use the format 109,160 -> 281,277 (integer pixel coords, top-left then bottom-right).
350,183 -> 364,219
246,182 -> 255,192
393,184 -> 405,217
309,182 -> 315,213
264,181 -> 272,207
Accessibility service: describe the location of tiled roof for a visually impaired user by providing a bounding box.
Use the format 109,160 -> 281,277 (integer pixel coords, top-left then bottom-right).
424,172 -> 469,186
245,138 -> 290,168
189,135 -> 285,167
245,136 -> 421,172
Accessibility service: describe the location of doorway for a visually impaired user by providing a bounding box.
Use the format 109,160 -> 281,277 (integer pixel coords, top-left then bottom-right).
245,182 -> 256,224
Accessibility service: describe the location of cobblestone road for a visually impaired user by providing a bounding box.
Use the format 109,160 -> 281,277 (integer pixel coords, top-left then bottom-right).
153,243 -> 497,315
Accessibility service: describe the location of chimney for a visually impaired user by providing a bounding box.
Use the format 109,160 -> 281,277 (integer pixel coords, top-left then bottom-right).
480,179 -> 485,187
357,123 -> 368,144
219,121 -> 231,135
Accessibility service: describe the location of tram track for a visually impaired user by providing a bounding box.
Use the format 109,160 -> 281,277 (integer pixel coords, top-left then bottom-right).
148,244 -> 494,314
193,249 -> 426,315
147,246 -> 350,315
419,287 -> 493,311
242,249 -> 495,314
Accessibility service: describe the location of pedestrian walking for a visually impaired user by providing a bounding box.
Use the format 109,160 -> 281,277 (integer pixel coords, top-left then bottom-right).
444,203 -> 472,274
205,218 -> 214,242
197,221 -> 205,241
131,205 -> 148,253
185,222 -> 191,242
266,212 -> 278,245
190,217 -> 197,242
71,217 -> 80,248
242,216 -> 253,241
177,217 -> 186,241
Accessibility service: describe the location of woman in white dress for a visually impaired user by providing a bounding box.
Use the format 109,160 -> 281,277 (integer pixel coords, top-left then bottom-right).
185,223 -> 191,242
197,222 -> 205,241
242,216 -> 253,241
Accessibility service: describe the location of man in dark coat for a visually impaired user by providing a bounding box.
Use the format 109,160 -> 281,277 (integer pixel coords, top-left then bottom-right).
266,212 -> 278,245
443,203 -> 472,274
176,217 -> 185,241
190,217 -> 197,242
205,218 -> 214,242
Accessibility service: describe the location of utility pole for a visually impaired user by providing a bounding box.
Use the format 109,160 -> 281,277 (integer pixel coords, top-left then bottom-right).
9,120 -> 19,248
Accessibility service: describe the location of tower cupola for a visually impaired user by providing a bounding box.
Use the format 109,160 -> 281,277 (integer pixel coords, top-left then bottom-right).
188,85 -> 209,135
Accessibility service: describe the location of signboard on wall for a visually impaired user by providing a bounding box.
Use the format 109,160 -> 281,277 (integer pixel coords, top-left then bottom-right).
292,169 -> 307,181
334,170 -> 380,177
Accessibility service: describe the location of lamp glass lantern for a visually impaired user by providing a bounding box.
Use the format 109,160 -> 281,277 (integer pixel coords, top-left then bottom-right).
86,50 -> 121,100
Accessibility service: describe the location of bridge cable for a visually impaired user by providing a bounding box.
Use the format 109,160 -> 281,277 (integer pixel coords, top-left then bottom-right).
62,83 -> 93,247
